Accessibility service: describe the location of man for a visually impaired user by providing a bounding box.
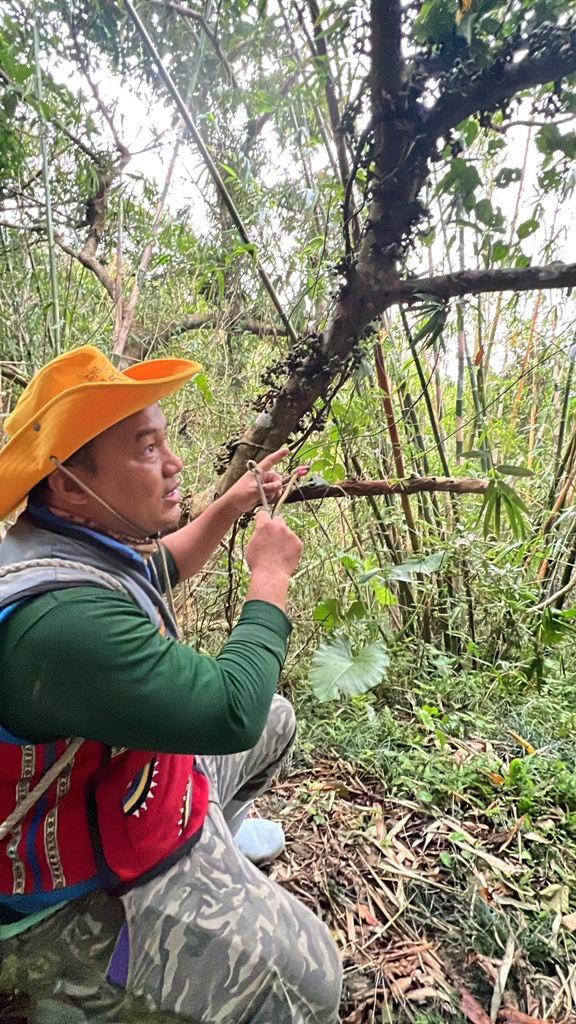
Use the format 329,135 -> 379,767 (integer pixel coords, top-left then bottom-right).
0,346 -> 342,1024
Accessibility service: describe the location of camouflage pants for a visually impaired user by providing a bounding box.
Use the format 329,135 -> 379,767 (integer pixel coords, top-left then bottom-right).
0,696 -> 342,1023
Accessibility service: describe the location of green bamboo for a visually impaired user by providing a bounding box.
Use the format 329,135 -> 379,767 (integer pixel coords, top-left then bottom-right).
33,21 -> 60,355
399,308 -> 450,477
123,0 -> 297,345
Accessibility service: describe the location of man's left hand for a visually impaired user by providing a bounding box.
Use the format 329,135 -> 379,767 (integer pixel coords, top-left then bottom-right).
225,449 -> 288,515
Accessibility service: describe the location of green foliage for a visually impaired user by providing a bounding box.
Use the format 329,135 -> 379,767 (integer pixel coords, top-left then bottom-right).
307,635 -> 390,702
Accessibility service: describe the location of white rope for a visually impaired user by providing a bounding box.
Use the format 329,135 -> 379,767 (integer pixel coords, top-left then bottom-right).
0,558 -> 126,592
0,558 -> 125,841
0,737 -> 84,840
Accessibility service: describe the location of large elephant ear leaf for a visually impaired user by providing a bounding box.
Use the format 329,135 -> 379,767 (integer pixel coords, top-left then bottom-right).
307,635 -> 390,702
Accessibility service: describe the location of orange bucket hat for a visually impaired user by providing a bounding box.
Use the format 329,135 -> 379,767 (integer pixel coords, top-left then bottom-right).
0,345 -> 202,521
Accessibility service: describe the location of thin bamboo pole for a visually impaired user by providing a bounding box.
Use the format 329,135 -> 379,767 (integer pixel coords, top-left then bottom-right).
33,22 -> 60,355
374,339 -> 420,552
484,126 -> 532,375
510,293 -> 541,433
123,0 -> 297,345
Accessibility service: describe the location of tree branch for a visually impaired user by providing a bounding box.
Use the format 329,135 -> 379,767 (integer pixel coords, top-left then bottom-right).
188,474 -> 489,518
371,0 -> 405,100
0,363 -> 29,388
382,262 -> 576,307
157,313 -> 289,344
284,476 -> 490,503
54,234 -> 116,299
425,19 -> 576,141
147,0 -> 237,86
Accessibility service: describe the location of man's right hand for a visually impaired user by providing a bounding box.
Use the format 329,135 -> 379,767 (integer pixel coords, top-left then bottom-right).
245,511 -> 303,610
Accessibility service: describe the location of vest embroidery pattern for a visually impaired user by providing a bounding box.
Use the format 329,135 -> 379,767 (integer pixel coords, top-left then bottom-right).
0,517 -> 209,912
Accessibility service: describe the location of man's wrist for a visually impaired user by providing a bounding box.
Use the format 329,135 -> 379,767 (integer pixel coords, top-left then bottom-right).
246,567 -> 291,610
249,566 -> 291,586
214,489 -> 244,520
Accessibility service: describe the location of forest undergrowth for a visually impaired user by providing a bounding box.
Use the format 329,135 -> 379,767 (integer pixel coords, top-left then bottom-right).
181,491 -> 576,1024
279,643 -> 576,1022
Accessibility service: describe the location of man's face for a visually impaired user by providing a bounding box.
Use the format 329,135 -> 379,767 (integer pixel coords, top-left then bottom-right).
71,404 -> 184,537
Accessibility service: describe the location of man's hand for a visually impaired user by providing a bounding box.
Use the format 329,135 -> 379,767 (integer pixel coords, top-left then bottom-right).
225,449 -> 289,515
245,511 -> 303,610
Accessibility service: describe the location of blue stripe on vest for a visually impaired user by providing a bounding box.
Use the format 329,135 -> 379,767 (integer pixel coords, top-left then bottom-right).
0,877 -> 98,913
26,743 -> 56,892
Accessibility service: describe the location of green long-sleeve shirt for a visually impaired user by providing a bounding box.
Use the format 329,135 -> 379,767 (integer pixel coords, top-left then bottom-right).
0,584 -> 291,755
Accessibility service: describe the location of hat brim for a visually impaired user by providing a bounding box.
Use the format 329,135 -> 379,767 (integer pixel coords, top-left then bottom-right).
0,357 -> 201,521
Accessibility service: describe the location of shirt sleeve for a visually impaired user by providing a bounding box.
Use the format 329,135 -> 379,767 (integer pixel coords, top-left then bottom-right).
0,591 -> 292,755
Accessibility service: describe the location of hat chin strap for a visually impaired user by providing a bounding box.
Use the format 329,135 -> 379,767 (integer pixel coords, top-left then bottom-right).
50,456 -> 160,542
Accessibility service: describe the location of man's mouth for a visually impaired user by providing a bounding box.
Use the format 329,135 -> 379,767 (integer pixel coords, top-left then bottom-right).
163,484 -> 181,503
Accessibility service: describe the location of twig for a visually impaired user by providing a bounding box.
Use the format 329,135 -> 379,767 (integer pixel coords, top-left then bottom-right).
526,574 -> 576,614
273,466 -> 309,516
247,460 -> 270,512
147,0 -> 238,86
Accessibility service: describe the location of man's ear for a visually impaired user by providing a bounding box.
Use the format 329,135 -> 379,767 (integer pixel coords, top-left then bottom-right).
45,467 -> 90,508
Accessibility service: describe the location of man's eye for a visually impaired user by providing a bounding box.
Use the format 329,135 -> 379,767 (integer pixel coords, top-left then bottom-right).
146,444 -> 156,453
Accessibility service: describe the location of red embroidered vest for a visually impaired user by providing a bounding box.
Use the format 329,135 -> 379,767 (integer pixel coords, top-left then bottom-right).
0,735 -> 208,903
0,513 -> 209,913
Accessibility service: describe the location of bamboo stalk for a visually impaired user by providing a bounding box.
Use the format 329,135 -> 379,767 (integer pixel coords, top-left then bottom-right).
527,343 -> 539,471
510,293 -> 541,432
399,310 -> 450,477
484,126 -> 532,374
124,0 -> 297,344
33,22 -> 60,355
374,340 -> 420,552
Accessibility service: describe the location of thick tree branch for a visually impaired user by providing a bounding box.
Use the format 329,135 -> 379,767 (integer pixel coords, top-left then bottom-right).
54,235 -> 116,299
425,20 -> 576,140
371,0 -> 405,99
189,475 -> 489,519
0,363 -> 29,388
382,263 -> 576,307
217,255 -> 576,492
157,313 -> 289,344
284,476 -> 490,503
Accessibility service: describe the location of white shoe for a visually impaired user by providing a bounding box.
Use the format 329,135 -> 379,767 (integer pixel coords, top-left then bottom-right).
234,818 -> 285,864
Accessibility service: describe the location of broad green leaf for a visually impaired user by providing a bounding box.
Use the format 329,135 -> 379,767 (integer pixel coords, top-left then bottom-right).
495,464 -> 535,478
313,598 -> 347,630
372,581 -> 398,606
346,600 -> 368,622
193,372 -> 213,404
517,218 -> 539,240
494,167 -> 522,188
307,636 -> 389,702
359,568 -> 384,584
491,241 -> 509,262
389,552 -> 447,577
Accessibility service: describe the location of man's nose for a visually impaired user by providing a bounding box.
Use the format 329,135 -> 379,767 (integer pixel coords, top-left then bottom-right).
164,447 -> 184,474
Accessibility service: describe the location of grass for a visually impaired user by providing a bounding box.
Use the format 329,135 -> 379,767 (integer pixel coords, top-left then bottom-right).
285,651 -> 576,1022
